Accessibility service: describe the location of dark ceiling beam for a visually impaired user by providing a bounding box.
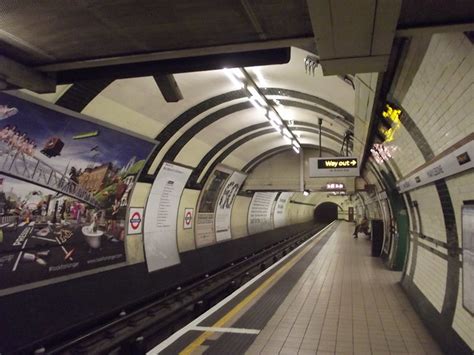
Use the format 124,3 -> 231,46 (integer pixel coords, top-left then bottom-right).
0,55 -> 56,93
396,21 -> 474,37
36,37 -> 313,72
51,48 -> 291,84
55,79 -> 114,112
153,74 -> 183,102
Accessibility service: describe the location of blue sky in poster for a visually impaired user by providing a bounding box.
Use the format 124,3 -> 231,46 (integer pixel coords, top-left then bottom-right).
0,92 -> 154,173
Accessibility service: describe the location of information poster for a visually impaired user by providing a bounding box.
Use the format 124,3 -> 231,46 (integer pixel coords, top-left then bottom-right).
143,162 -> 192,272
195,165 -> 232,248
0,92 -> 154,292
248,192 -> 278,235
273,192 -> 293,229
215,171 -> 247,242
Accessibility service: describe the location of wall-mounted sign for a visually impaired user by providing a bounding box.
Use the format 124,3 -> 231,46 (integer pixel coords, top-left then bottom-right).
309,157 -> 359,177
248,192 -> 278,235
195,165 -> 233,248
397,138 -> 473,193
215,171 -> 247,242
273,192 -> 293,228
183,208 -> 193,229
0,92 -> 155,292
326,183 -> 345,190
143,162 -> 192,272
128,208 -> 144,235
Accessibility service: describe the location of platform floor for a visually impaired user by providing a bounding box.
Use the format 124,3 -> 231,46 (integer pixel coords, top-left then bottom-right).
150,222 -> 442,355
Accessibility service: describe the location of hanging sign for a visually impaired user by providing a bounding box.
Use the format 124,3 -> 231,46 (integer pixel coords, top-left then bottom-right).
309,157 -> 359,177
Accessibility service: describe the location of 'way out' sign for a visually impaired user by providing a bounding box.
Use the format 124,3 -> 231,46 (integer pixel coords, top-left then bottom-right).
309,157 -> 360,177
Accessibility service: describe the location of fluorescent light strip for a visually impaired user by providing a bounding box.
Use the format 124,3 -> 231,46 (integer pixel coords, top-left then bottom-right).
249,97 -> 266,113
247,86 -> 266,106
270,120 -> 281,133
224,68 -> 244,89
292,145 -> 300,154
253,68 -> 267,87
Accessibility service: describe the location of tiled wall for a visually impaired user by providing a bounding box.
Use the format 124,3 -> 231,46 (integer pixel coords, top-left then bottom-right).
368,32 -> 473,352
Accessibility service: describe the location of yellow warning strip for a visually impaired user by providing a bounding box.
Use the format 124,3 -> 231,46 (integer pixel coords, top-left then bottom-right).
179,236 -> 323,354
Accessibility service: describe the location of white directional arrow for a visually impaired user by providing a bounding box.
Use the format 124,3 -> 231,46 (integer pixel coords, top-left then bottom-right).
350,160 -> 357,166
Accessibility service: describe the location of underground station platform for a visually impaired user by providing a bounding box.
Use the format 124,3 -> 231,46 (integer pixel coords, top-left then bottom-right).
0,2 -> 473,355
150,222 -> 442,355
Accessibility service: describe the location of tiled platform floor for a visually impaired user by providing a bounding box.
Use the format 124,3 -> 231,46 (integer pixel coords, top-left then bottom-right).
246,222 -> 442,355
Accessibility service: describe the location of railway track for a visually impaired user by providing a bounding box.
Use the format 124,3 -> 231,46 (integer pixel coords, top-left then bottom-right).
22,223 -> 329,355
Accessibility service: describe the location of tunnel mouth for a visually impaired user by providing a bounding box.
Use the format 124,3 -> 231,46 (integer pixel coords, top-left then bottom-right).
314,202 -> 339,223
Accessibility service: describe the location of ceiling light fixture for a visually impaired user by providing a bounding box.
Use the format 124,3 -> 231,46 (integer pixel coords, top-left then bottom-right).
237,68 -> 302,154
253,68 -> 267,87
248,97 -> 266,113
224,68 -> 244,89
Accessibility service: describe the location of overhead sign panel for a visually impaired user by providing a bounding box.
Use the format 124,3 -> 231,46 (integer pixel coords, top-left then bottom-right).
397,138 -> 473,193
309,157 -> 359,177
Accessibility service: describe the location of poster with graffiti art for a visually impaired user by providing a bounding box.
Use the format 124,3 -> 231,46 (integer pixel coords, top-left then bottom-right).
194,165 -> 233,248
0,92 -> 155,291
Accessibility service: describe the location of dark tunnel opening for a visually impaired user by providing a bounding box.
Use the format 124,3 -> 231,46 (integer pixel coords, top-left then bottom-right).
314,202 -> 339,224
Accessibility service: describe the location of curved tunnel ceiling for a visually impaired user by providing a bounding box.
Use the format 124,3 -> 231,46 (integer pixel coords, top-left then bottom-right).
52,48 -> 355,182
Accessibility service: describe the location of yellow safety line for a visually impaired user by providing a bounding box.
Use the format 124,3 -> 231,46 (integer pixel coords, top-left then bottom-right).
179,235 -> 323,355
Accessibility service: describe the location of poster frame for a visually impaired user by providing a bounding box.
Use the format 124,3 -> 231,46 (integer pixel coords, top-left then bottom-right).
0,92 -> 158,296
142,160 -> 193,273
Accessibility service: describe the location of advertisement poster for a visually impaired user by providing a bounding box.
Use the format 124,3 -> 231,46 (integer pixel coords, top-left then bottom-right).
143,162 -> 192,272
195,165 -> 232,248
273,192 -> 293,229
215,171 -> 247,242
0,92 -> 154,291
248,192 -> 279,235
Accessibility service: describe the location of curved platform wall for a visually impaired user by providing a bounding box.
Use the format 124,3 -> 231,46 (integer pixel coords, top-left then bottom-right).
356,32 -> 474,354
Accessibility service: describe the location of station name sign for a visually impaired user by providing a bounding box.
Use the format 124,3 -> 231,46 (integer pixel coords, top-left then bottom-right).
397,138 -> 473,193
309,157 -> 359,177
318,158 -> 358,169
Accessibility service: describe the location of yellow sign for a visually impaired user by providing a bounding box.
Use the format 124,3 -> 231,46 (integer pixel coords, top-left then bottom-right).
380,104 -> 401,142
